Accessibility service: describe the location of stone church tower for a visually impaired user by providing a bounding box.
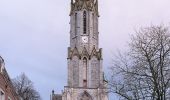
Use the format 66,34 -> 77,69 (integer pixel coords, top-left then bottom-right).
51,0 -> 109,100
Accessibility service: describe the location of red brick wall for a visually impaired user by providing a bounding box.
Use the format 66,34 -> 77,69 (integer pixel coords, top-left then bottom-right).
0,72 -> 19,100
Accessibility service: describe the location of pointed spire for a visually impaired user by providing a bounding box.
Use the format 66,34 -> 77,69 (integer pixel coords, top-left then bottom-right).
91,46 -> 98,58
98,48 -> 102,60
52,90 -> 55,94
94,0 -> 99,16
95,0 -> 98,4
70,0 -> 74,16
67,47 -> 72,59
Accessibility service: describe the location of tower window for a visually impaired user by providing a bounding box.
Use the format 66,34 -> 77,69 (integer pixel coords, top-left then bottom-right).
83,57 -> 87,87
83,11 -> 86,34
75,13 -> 77,36
92,13 -> 95,37
83,80 -> 87,87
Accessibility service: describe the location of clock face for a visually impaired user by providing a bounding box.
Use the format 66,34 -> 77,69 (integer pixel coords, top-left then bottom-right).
82,36 -> 88,43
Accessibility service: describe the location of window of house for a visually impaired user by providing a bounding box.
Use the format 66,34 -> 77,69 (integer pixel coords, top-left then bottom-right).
8,97 -> 12,100
0,89 -> 5,100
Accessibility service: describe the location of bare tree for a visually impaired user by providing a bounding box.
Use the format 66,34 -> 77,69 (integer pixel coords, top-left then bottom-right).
109,25 -> 170,100
12,73 -> 41,100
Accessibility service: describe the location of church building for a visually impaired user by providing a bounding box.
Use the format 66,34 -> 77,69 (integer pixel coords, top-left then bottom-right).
51,0 -> 109,100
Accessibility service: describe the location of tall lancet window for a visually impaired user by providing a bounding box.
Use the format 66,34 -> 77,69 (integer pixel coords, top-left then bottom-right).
83,11 -> 87,34
92,13 -> 95,37
75,13 -> 77,36
83,57 -> 87,87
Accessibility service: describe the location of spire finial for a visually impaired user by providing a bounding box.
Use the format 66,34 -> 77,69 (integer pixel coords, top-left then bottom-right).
52,90 -> 55,94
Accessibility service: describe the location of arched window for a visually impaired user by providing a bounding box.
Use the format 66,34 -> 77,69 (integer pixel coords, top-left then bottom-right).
75,13 -> 77,36
92,13 -> 95,37
83,57 -> 87,87
83,11 -> 87,34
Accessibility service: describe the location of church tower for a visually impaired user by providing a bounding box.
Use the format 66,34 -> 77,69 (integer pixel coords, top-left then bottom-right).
61,0 -> 109,100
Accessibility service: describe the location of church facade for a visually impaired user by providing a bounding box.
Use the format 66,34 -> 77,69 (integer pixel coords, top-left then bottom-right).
52,0 -> 108,100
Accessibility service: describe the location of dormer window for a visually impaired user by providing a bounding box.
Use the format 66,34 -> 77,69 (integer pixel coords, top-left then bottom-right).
83,11 -> 87,34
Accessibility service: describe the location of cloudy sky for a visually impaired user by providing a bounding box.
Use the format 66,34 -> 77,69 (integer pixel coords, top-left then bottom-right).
0,0 -> 170,100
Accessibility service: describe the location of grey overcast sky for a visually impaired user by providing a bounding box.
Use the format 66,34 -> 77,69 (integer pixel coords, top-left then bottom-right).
0,0 -> 170,100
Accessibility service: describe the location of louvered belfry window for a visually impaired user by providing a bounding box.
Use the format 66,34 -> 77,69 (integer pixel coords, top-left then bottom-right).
83,11 -> 86,34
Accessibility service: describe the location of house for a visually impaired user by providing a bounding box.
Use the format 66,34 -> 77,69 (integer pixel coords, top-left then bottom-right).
0,56 -> 19,100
